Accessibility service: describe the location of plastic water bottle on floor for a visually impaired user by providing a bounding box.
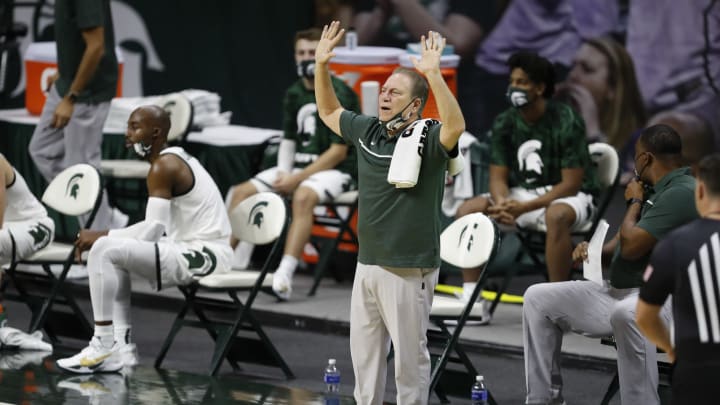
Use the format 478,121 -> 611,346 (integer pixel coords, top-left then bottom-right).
324,359 -> 340,405
471,375 -> 488,405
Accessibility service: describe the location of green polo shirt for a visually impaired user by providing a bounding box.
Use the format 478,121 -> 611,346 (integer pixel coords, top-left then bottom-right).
609,167 -> 698,288
489,101 -> 600,195
54,0 -> 117,103
339,111 -> 450,268
283,76 -> 359,178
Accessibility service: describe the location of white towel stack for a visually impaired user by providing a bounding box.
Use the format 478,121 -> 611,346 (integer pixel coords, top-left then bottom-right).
180,89 -> 232,127
104,95 -> 163,130
103,89 -> 231,131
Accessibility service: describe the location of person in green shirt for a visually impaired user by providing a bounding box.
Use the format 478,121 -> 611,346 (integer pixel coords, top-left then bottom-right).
455,51 -> 600,324
315,22 -> 465,405
28,0 -> 122,230
523,124 -> 698,405
226,28 -> 359,300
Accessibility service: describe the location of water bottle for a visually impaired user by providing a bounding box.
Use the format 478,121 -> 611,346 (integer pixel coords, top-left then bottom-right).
345,30 -> 357,50
324,358 -> 340,392
324,359 -> 341,405
471,375 -> 488,405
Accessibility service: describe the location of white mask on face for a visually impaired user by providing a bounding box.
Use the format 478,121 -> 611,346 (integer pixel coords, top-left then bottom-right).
132,141 -> 152,157
384,98 -> 418,132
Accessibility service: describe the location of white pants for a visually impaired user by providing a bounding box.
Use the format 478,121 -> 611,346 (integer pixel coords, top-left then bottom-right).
0,218 -> 55,266
250,167 -> 353,203
489,187 -> 596,231
523,280 -> 672,405
350,262 -> 438,405
86,236 -> 230,326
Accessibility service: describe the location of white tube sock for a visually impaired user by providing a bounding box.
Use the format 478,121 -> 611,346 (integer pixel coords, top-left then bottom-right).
94,324 -> 114,348
462,282 -> 477,303
276,255 -> 299,277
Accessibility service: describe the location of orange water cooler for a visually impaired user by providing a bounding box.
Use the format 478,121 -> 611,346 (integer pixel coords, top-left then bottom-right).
329,46 -> 406,114
24,42 -> 124,115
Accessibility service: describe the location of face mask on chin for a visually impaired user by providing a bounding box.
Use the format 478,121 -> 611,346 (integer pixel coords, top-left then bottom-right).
296,60 -> 316,80
506,86 -> 531,108
383,98 -> 418,132
132,141 -> 152,158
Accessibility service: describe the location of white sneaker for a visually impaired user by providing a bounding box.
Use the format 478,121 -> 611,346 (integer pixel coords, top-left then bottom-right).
271,271 -> 292,301
0,350 -> 49,370
445,297 -> 492,326
56,337 -> 123,374
117,342 -> 139,367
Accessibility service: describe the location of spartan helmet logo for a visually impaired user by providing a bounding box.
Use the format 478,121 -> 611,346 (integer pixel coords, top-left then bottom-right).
517,139 -> 544,182
28,223 -> 52,250
248,201 -> 269,228
65,173 -> 84,199
296,103 -> 318,147
457,222 -> 480,252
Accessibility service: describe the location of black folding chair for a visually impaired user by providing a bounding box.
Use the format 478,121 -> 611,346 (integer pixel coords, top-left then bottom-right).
490,142 -> 621,315
307,190 -> 359,296
2,163 -> 103,344
427,213 -> 501,404
154,192 -> 293,378
599,336 -> 673,405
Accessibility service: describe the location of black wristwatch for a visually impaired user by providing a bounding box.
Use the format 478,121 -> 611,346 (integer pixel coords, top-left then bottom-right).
626,198 -> 643,207
66,90 -> 80,103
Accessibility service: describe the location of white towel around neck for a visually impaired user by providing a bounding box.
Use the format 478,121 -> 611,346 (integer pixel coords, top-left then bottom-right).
387,119 -> 437,188
387,118 -> 464,188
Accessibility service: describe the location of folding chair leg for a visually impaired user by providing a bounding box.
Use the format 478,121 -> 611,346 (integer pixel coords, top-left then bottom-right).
208,308 -> 294,379
600,371 -> 619,405
29,264 -> 92,338
308,202 -> 358,296
155,289 -> 196,369
308,238 -> 340,296
433,385 -> 451,404
488,265 -> 521,316
245,314 -> 295,379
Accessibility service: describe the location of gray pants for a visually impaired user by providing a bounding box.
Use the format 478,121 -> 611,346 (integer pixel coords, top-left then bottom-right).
350,263 -> 438,405
523,280 -> 672,405
28,85 -> 113,230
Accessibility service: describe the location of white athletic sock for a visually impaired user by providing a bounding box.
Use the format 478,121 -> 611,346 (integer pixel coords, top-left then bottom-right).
276,255 -> 299,277
232,241 -> 255,270
115,326 -> 131,345
462,282 -> 477,303
94,324 -> 115,348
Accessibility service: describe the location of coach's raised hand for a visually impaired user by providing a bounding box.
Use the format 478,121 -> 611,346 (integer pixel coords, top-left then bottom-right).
315,21 -> 345,66
410,31 -> 445,77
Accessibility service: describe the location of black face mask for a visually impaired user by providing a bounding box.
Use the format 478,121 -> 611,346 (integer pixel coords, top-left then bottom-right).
634,152 -> 650,182
296,60 -> 315,80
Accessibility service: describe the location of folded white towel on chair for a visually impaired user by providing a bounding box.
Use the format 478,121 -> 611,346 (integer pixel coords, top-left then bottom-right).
388,119 -> 439,188
453,132 -> 478,199
442,132 -> 478,216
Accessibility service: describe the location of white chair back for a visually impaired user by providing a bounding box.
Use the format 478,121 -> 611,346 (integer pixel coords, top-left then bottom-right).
229,192 -> 286,245
440,213 -> 497,269
41,164 -> 101,216
589,142 -> 619,189
158,92 -> 193,143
